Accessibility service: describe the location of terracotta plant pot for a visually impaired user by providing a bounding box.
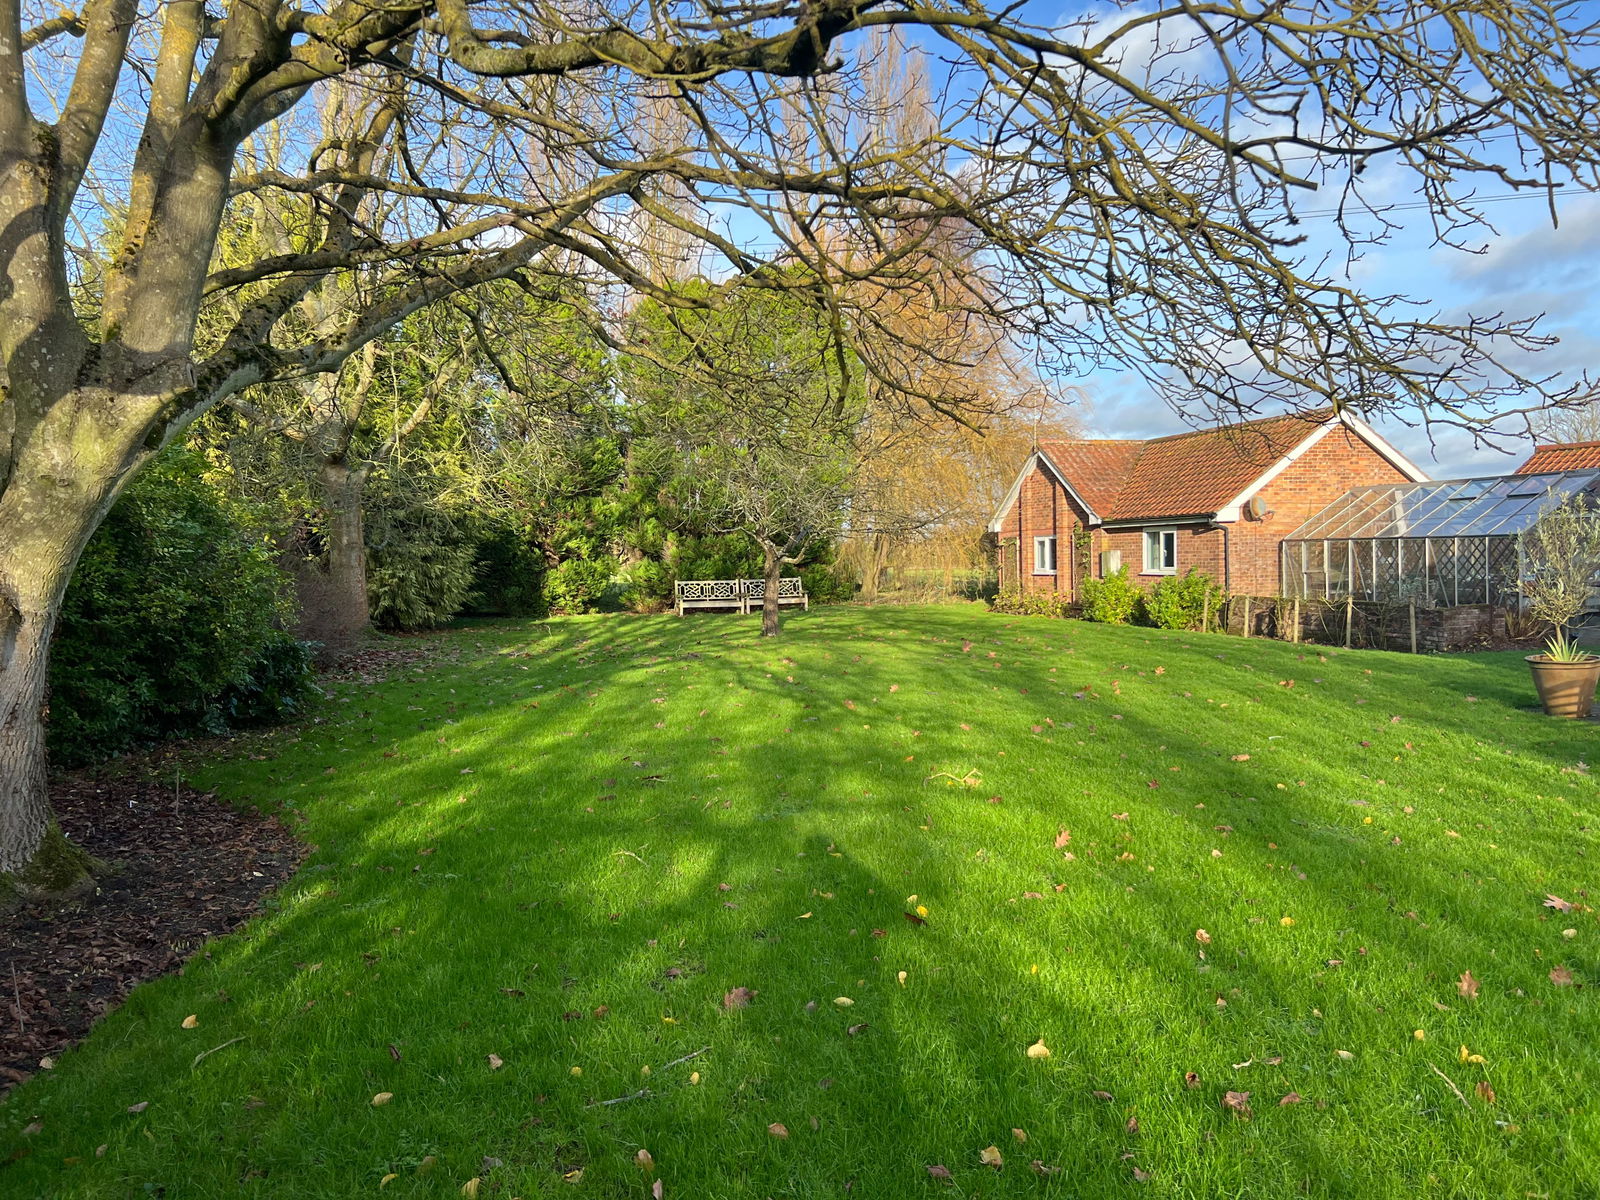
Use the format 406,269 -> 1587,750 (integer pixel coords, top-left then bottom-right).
1526,654 -> 1600,718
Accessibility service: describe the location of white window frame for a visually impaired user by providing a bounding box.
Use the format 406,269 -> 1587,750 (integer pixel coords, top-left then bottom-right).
1033,535 -> 1057,575
1143,527 -> 1178,575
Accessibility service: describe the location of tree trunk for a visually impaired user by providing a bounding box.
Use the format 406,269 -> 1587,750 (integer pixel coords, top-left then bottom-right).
0,468 -> 111,894
761,541 -> 782,637
294,460 -> 371,660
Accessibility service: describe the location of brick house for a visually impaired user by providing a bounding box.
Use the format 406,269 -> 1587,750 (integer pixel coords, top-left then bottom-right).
989,408 -> 1427,600
1515,441 -> 1600,473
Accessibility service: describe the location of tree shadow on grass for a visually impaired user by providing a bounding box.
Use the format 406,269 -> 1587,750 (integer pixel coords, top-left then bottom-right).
3,608 -> 1596,1198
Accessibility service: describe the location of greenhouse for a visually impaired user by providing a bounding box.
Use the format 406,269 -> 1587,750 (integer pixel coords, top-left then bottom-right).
1280,470 -> 1600,606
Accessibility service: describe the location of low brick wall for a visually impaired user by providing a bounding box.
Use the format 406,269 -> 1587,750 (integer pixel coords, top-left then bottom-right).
1216,596 -> 1535,653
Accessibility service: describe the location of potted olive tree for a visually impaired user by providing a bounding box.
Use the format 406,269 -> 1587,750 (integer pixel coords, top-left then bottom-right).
1519,491 -> 1600,718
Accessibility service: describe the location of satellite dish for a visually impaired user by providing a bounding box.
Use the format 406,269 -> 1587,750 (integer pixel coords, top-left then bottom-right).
1243,496 -> 1271,521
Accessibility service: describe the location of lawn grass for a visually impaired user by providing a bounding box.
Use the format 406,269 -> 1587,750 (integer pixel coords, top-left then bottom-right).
3,604 -> 1598,1199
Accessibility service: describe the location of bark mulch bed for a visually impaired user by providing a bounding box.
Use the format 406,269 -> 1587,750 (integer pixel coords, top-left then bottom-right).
0,774 -> 305,1092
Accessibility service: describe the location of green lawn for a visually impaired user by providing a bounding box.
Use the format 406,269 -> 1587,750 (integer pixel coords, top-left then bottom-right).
4,605 -> 1598,1199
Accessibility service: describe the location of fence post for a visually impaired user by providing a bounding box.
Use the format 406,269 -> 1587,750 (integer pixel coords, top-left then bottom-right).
1409,598 -> 1418,654
1344,595 -> 1354,648
1242,596 -> 1252,638
1292,599 -> 1300,643
1201,592 -> 1211,634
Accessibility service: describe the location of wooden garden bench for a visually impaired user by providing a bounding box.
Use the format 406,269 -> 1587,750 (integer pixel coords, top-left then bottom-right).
674,578 -> 809,616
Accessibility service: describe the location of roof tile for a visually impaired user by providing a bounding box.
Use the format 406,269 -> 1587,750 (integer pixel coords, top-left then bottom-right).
1039,409 -> 1334,522
1515,442 -> 1600,474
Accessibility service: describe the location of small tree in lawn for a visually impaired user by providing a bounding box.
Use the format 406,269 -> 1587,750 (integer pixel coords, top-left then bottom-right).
626,277 -> 864,637
1518,491 -> 1600,645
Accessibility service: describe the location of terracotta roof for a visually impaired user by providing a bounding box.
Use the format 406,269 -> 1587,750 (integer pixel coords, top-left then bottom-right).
1515,442 -> 1600,474
1038,409 -> 1336,522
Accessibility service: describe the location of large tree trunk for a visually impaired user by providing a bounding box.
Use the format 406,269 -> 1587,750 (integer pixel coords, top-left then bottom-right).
0,450 -> 119,894
761,541 -> 782,637
293,460 -> 370,660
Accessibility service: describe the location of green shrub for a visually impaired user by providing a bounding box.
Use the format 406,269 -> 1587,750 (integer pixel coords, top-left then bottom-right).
465,523 -> 545,616
1079,567 -> 1141,624
988,589 -> 1075,619
1141,569 -> 1224,630
546,557 -> 615,614
49,450 -> 312,766
368,535 -> 476,630
619,560 -> 672,613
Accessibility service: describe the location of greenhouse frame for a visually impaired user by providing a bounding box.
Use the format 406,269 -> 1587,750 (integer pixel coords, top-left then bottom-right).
1280,470 -> 1600,607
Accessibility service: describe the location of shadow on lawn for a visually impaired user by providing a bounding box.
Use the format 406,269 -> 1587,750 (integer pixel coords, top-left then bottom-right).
5,609 -> 1593,1197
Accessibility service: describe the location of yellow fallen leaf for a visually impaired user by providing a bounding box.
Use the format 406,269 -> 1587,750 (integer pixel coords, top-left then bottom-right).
661,1015 -> 677,1025
562,1168 -> 584,1184
979,1145 -> 1004,1168
689,1071 -> 701,1085
371,1092 -> 394,1106
181,1015 -> 198,1030
1030,963 -> 1039,975
641,1065 -> 651,1076
915,905 -> 929,918
834,997 -> 854,1007
897,971 -> 908,987
569,1066 -> 582,1076
1026,1039 -> 1051,1059
906,894 -> 918,904
1334,1050 -> 1355,1061
797,911 -> 812,919
461,1180 -> 480,1198
1459,1045 -> 1470,1063
1413,1029 -> 1426,1041
1280,916 -> 1296,927
380,1174 -> 398,1188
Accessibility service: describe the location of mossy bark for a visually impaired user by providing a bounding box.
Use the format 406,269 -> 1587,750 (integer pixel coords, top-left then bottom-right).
0,820 -> 96,904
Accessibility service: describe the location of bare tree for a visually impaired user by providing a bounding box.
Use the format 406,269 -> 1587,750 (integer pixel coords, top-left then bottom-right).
4,0 -> 1600,889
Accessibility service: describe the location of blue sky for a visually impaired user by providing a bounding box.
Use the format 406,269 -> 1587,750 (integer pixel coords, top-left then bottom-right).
1075,186 -> 1600,479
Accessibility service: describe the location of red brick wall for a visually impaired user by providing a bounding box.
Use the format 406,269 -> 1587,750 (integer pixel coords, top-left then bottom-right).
995,462 -> 1090,597
1227,427 -> 1413,594
1092,524 -> 1226,590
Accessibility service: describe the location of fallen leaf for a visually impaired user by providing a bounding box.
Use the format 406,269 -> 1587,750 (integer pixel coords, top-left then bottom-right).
487,1054 -> 504,1070
126,1102 -> 148,1114
833,996 -> 854,1007
979,1145 -> 1004,1168
1279,1093 -> 1302,1106
926,1165 -> 952,1182
903,911 -> 928,926
1026,1039 -> 1051,1059
1550,965 -> 1575,987
1458,970 -> 1479,999
1054,828 -> 1072,849
1012,1127 -> 1028,1142
1032,1159 -> 1061,1176
1230,753 -> 1250,761
1334,1050 -> 1355,1061
1222,1091 -> 1252,1119
636,1149 -> 654,1171
180,1014 -> 198,1030
897,971 -> 907,987
461,1180 -> 480,1198
380,1173 -> 398,1187
1183,1071 -> 1201,1089
723,987 -> 756,1010
1475,1081 -> 1496,1105
1132,1166 -> 1151,1182
562,1168 -> 584,1184
652,1180 -> 664,1200
689,1071 -> 701,1085
1091,1090 -> 1113,1101
847,1023 -> 869,1036
1544,894 -> 1574,913
1195,929 -> 1212,945
1112,812 -> 1130,821
371,1092 -> 394,1106
1125,1115 -> 1140,1133
768,1123 -> 790,1139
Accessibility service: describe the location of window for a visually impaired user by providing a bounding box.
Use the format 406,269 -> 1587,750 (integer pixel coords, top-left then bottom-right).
1033,536 -> 1057,574
1143,528 -> 1177,574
